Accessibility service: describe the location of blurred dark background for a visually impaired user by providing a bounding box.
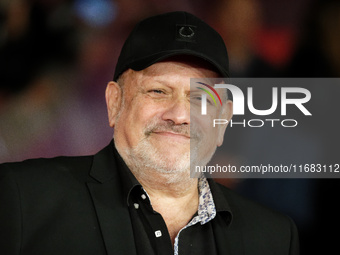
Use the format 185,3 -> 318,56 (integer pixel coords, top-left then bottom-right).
1,0 -> 339,254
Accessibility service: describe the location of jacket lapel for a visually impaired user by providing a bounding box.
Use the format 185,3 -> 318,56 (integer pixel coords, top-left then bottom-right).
86,143 -> 137,255
209,180 -> 245,255
213,216 -> 245,255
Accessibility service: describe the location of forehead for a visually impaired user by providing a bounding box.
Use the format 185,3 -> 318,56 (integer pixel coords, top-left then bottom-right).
121,56 -> 221,88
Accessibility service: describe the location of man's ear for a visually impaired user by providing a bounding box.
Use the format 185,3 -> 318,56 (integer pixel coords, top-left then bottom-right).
105,81 -> 122,127
216,99 -> 233,146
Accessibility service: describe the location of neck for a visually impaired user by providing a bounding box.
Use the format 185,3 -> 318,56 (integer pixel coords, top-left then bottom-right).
131,166 -> 198,198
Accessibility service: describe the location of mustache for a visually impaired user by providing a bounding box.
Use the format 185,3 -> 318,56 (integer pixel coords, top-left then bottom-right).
144,120 -> 201,140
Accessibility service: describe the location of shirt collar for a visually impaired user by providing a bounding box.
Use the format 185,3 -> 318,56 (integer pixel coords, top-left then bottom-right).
191,178 -> 233,225
207,178 -> 233,213
207,178 -> 233,226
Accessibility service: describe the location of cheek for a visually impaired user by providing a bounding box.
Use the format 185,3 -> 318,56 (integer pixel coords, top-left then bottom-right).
117,98 -> 162,134
134,99 -> 164,121
191,111 -> 221,144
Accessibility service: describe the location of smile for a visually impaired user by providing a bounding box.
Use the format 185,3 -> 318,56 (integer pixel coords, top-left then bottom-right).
152,131 -> 190,141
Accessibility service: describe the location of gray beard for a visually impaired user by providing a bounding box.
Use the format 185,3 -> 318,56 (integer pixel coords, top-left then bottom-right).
120,137 -> 191,184
116,133 -> 216,185
114,115 -> 216,184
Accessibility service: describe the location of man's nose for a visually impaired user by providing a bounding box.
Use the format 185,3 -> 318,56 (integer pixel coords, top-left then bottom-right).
161,98 -> 190,125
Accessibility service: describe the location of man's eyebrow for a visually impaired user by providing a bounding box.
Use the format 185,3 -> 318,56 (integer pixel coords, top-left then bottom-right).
141,78 -> 168,86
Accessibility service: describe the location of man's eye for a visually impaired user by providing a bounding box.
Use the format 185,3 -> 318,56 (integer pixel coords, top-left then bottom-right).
150,89 -> 164,94
191,96 -> 213,105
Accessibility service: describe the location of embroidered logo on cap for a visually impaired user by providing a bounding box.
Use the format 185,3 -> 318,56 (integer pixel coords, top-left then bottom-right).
176,24 -> 196,42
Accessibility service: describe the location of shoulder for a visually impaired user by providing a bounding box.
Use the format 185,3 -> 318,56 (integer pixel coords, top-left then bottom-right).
1,155 -> 92,170
216,182 -> 289,221
0,155 -> 99,221
0,155 -> 94,186
214,182 -> 299,253
212,181 -> 300,254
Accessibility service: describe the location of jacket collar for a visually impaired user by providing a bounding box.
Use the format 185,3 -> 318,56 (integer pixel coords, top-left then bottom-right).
88,140 -> 117,183
87,141 -> 137,255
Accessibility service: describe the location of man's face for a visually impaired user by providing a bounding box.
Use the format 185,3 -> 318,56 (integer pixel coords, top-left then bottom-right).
106,58 -> 232,177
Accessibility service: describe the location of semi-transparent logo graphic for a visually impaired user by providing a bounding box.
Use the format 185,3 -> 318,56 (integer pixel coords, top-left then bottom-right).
196,79 -> 312,128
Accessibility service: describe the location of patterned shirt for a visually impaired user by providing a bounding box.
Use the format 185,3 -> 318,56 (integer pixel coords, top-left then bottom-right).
173,177 -> 216,255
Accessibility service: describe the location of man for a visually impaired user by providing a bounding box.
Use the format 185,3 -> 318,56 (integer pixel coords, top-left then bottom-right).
0,11 -> 299,255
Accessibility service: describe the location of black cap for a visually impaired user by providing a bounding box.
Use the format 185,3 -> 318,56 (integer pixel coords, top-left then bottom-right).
113,11 -> 229,81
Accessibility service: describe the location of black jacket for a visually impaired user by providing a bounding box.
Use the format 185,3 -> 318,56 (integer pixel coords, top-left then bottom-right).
0,142 -> 299,255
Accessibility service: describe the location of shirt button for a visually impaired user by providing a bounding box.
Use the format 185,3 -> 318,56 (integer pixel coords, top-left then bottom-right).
155,230 -> 162,238
141,194 -> 147,200
134,203 -> 139,209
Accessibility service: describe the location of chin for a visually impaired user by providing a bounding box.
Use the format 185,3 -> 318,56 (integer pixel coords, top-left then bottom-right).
150,141 -> 190,157
154,151 -> 190,171
124,138 -> 189,172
